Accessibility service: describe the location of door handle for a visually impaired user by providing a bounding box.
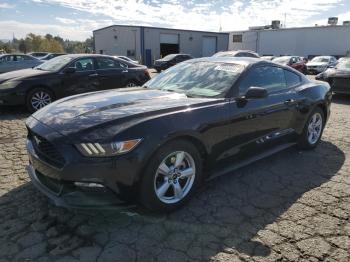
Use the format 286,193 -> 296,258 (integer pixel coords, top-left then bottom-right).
88,73 -> 98,77
122,70 -> 128,73
284,99 -> 295,105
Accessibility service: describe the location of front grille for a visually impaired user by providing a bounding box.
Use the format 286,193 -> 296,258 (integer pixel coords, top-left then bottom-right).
29,131 -> 65,168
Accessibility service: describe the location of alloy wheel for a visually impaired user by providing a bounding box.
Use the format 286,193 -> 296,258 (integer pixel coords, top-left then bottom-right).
307,112 -> 323,145
31,91 -> 52,110
126,82 -> 136,87
154,151 -> 196,204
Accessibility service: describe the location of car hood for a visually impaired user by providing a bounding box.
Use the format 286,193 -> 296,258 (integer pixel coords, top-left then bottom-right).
307,62 -> 328,67
0,68 -> 51,83
30,88 -> 217,138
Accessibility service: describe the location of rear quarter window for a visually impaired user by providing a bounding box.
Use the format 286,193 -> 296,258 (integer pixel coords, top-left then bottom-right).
284,70 -> 302,88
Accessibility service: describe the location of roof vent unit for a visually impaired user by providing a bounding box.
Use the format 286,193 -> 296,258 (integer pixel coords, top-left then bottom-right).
271,20 -> 281,29
328,17 -> 338,26
343,21 -> 350,26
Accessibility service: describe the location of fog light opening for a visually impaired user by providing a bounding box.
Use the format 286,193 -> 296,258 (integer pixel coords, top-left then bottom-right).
74,182 -> 105,188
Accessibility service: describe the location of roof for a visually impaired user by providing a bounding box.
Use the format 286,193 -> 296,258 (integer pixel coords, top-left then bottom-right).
188,56 -> 263,66
93,24 -> 229,35
228,24 -> 350,34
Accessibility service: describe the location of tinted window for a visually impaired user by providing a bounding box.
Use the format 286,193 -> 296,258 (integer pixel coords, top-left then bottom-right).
72,58 -> 94,71
284,70 -> 301,87
239,66 -> 286,95
16,55 -> 33,61
0,55 -> 15,62
97,58 -> 121,69
243,52 -> 258,58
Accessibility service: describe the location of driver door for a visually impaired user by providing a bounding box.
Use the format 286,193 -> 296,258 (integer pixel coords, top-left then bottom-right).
61,57 -> 101,97
225,65 -> 297,159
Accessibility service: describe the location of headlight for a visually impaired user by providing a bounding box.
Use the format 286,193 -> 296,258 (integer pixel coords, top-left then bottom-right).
0,80 -> 21,89
76,139 -> 142,157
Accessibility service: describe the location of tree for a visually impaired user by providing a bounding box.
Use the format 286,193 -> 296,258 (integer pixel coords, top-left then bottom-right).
18,39 -> 28,53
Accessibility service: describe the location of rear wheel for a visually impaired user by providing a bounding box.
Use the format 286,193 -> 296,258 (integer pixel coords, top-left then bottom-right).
139,140 -> 203,212
298,107 -> 324,150
26,88 -> 54,113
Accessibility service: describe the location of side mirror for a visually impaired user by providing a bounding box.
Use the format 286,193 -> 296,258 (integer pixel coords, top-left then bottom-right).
245,87 -> 268,99
63,67 -> 76,74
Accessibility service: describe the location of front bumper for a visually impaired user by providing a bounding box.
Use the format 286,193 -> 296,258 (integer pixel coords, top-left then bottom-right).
27,165 -> 133,209
307,67 -> 326,74
0,88 -> 25,105
25,117 -> 143,208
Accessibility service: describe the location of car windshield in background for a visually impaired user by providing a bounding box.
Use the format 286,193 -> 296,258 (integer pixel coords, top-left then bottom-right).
337,59 -> 350,70
35,56 -> 74,71
145,61 -> 244,97
161,54 -> 177,61
311,57 -> 329,63
273,57 -> 290,64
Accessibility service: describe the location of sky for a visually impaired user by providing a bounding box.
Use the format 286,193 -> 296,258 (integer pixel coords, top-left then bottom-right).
1,0 -> 350,41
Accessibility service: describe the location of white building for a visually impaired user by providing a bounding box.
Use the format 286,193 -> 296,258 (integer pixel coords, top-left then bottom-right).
229,24 -> 350,58
93,25 -> 229,66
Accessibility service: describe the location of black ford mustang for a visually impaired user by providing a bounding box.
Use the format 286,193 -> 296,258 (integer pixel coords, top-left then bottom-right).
25,57 -> 331,211
0,54 -> 150,112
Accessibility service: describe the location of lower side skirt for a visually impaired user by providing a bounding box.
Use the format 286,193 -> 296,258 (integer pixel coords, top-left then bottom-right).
207,142 -> 296,181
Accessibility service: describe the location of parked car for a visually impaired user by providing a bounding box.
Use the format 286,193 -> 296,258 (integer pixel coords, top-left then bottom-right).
25,57 -> 331,211
316,57 -> 350,94
154,54 -> 193,72
213,50 -> 260,58
116,56 -> 139,64
28,52 -> 49,59
261,56 -> 275,61
307,56 -> 337,74
0,54 -> 43,73
0,54 -> 150,112
273,56 -> 307,74
40,53 -> 66,61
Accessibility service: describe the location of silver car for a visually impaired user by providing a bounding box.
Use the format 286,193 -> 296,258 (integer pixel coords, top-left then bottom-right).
0,54 -> 43,73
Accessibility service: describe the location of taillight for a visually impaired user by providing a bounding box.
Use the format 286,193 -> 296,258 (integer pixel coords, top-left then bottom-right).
144,69 -> 150,78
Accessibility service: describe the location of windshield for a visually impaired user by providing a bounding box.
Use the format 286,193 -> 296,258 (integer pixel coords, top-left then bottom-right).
35,55 -> 74,71
337,59 -> 350,70
161,54 -> 177,61
273,57 -> 290,64
311,57 -> 329,63
144,61 -> 244,97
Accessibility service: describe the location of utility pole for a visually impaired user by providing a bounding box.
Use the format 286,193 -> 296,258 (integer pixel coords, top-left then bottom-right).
284,13 -> 287,28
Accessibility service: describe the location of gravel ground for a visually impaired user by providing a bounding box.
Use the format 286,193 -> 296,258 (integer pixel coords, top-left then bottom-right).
0,92 -> 350,262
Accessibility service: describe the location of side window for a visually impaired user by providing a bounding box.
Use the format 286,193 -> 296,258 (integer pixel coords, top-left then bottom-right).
97,58 -> 120,69
239,66 -> 287,95
284,70 -> 301,88
244,53 -> 256,58
72,58 -> 94,71
2,55 -> 15,62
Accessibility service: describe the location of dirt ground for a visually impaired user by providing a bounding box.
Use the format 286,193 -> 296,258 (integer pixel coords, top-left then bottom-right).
0,93 -> 350,261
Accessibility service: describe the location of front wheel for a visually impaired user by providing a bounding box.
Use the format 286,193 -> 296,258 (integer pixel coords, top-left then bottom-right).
298,107 -> 325,150
139,140 -> 203,212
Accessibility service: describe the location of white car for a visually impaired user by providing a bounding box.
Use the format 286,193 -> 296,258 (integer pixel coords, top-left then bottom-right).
306,56 -> 337,74
116,56 -> 139,64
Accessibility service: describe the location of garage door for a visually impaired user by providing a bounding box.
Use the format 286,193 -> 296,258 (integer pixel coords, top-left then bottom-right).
160,33 -> 179,44
202,36 -> 217,57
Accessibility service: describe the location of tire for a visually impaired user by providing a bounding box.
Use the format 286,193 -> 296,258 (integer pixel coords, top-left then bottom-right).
26,88 -> 54,113
139,140 -> 203,212
297,107 -> 325,150
126,81 -> 137,88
